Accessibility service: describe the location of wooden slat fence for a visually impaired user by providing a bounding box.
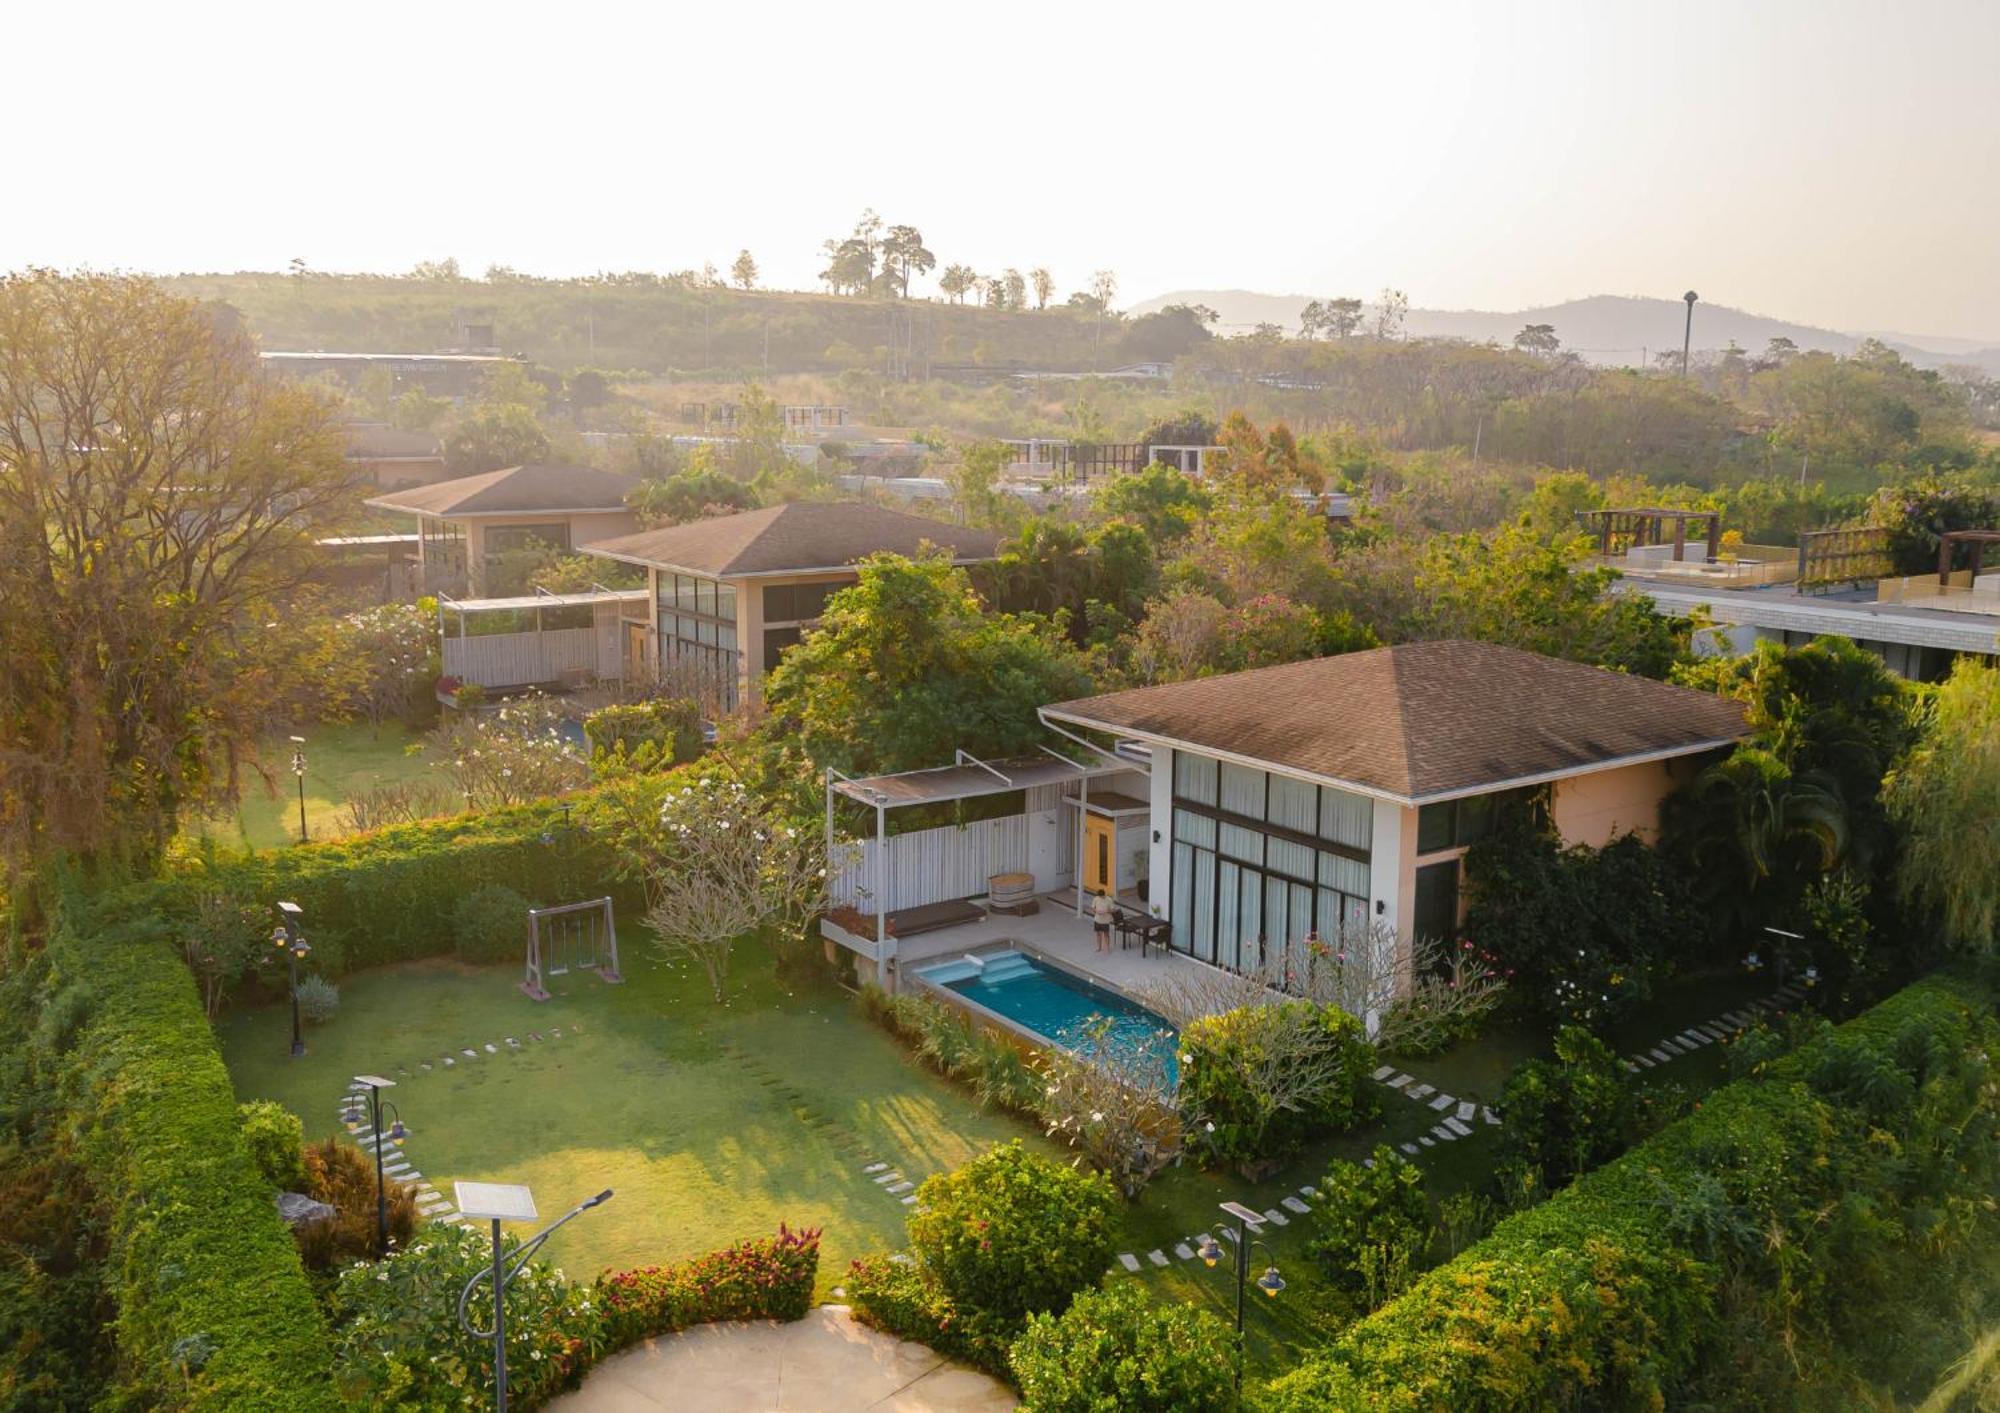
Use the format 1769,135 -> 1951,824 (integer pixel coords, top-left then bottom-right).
830,815 -> 1030,913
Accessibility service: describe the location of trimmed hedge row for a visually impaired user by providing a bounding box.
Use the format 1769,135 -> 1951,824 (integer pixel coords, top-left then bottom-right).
1260,972 -> 1998,1410
598,1225 -> 820,1351
46,900 -> 339,1410
155,790 -> 644,977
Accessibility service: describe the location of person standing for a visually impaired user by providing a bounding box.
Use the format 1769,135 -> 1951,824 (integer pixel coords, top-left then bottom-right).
1091,890 -> 1114,953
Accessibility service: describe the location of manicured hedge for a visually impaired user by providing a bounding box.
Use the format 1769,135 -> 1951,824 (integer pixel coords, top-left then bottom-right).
1259,972 -> 1998,1411
154,789 -> 644,977
46,900 -> 339,1410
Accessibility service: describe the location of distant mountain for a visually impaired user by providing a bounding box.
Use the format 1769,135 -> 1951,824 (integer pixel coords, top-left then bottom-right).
1127,290 -> 2000,373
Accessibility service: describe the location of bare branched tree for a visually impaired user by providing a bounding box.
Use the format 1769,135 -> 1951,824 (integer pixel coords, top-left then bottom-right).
1033,1017 -> 1180,1197
1135,922 -> 1504,1057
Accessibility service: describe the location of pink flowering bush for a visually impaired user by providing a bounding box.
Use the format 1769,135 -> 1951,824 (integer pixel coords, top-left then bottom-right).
597,1225 -> 820,1350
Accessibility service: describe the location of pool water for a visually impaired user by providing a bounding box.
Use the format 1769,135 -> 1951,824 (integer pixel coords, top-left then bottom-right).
919,951 -> 1179,1087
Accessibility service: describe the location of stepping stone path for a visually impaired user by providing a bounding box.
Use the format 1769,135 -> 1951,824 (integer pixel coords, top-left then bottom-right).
1400,1142 -> 1420,1155
1147,1250 -> 1169,1267
332,1088 -> 461,1226
1621,984 -> 1809,1074
1429,1093 -> 1455,1111
1117,1253 -> 1141,1272
886,1181 -> 913,1194
1261,1209 -> 1288,1227
1456,1101 -> 1476,1122
1386,1073 -> 1414,1089
1371,1064 -> 1398,1081
1406,1083 -> 1435,1101
1281,1196 -> 1311,1215
1430,1124 -> 1455,1143
863,1162 -> 888,1173
1174,1243 -> 1196,1260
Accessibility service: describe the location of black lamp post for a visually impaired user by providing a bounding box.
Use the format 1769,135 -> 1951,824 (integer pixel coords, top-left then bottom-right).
456,1183 -> 614,1413
1681,290 -> 1699,378
289,735 -> 309,843
1198,1200 -> 1286,1391
345,1077 -> 407,1258
272,901 -> 310,1058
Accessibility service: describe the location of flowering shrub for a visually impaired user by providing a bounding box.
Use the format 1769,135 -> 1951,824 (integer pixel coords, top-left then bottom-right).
906,1141 -> 1118,1329
597,1225 -> 820,1350
1010,1283 -> 1236,1411
331,1223 -> 600,1410
425,693 -> 591,810
1178,1001 -> 1378,1169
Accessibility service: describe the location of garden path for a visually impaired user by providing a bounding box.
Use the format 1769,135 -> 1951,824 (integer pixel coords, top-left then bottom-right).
551,1305 -> 1015,1411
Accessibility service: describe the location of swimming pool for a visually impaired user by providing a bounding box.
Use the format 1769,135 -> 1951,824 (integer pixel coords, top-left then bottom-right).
915,951 -> 1179,1087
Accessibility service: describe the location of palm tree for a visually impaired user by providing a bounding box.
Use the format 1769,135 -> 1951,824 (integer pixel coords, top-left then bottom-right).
1664,748 -> 1851,936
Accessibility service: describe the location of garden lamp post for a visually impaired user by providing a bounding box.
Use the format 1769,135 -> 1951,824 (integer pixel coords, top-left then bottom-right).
1681,290 -> 1699,378
346,1076 -> 407,1258
1198,1200 -> 1285,1391
289,735 -> 309,844
1762,924 -> 1804,991
456,1183 -> 614,1413
272,901 -> 309,1058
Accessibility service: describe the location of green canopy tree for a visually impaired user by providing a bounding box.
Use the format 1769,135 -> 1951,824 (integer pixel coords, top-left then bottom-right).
763,552 -> 1091,775
1886,658 -> 2000,951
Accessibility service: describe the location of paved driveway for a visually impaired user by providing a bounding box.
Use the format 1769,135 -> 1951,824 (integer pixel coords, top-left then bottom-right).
552,1306 -> 1017,1412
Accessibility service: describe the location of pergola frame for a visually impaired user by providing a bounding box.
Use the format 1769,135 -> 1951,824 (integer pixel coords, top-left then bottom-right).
824,744 -> 1140,981
1579,507 -> 1723,564
1937,529 -> 2000,585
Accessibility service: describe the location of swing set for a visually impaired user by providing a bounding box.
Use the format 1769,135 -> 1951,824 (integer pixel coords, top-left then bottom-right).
520,896 -> 622,1002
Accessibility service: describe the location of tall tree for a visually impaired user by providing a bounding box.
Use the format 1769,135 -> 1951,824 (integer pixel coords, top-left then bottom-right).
1001,268 -> 1027,311
1030,267 -> 1055,310
1513,323 -> 1560,356
730,249 -> 758,290
0,272 -> 350,869
763,552 -> 1091,775
1089,270 -> 1118,309
1373,288 -> 1409,340
938,264 -> 977,304
880,225 -> 935,298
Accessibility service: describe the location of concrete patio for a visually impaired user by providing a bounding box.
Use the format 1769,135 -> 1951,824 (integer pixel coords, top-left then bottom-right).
551,1305 -> 1016,1411
889,890 -> 1210,1001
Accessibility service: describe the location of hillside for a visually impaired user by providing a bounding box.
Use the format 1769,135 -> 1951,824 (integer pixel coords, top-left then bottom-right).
163,272 -> 1131,379
1130,289 -> 2000,372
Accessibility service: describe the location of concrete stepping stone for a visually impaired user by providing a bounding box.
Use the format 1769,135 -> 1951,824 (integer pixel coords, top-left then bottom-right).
420,1062 -> 433,1071
461,1048 -> 478,1057
1301,1185 -> 1319,1198
1400,1142 -> 1420,1155
1649,1047 -> 1671,1062
1174,1243 -> 1196,1260
873,1172 -> 901,1185
1634,1053 -> 1655,1068
1147,1250 -> 1169,1267
1371,1064 -> 1397,1081
484,1043 -> 498,1054
1456,1101 -> 1476,1122
1444,1117 -> 1473,1137
1419,1135 -> 1436,1147
1429,1093 -> 1456,1111
1679,1031 -> 1707,1047
1261,1209 -> 1288,1226
1363,1157 -> 1376,1169
1430,1124 -> 1456,1142
1406,1083 -> 1436,1101
1386,1073 -> 1414,1089
1481,1106 -> 1501,1125
1622,1060 -> 1641,1073
900,1195 -> 918,1205
864,1162 -> 889,1173
886,1181 -> 913,1194
1117,1253 -> 1141,1272
1282,1196 -> 1311,1214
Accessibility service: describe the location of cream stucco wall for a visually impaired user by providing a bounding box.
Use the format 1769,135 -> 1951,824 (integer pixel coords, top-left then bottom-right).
458,509 -> 639,595
1548,759 -> 1676,848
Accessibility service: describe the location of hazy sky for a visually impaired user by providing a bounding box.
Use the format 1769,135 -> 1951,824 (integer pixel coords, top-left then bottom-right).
9,0 -> 1997,338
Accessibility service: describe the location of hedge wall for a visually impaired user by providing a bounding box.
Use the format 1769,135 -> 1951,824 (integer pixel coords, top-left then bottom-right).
156,791 -> 644,977
46,899 -> 339,1410
1260,971 -> 1998,1411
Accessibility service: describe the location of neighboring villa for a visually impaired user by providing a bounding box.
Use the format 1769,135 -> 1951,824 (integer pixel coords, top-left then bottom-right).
366,463 -> 641,596
1586,507 -> 2000,681
821,641 -> 1748,992
342,421 -> 448,488
581,501 -> 1000,712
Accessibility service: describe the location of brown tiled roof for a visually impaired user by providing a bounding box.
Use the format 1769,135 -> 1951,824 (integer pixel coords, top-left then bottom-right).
364,463 -> 637,517
1043,640 -> 1749,802
580,501 -> 1001,578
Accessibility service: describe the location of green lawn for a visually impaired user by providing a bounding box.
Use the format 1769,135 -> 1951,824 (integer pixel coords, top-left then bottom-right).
219,936 -> 1051,1291
192,723 -> 433,849
221,941 -> 1771,1373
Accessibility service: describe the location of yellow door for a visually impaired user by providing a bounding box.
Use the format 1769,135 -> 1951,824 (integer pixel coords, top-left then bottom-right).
1083,814 -> 1116,897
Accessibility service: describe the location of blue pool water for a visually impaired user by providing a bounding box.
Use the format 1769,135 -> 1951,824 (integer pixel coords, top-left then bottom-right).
919,952 -> 1179,1087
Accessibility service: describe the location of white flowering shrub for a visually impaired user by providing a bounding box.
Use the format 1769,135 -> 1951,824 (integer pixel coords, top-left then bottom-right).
330,1223 -> 602,1408
425,693 -> 591,810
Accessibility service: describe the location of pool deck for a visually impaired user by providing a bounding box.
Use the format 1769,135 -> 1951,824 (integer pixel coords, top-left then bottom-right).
890,891 -> 1219,1007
